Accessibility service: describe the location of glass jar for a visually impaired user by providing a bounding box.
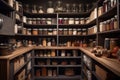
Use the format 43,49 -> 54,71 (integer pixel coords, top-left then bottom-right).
42,38 -> 47,47
106,20 -> 110,31
75,18 -> 79,24
51,50 -> 56,57
64,4 -> 70,13
22,28 -> 27,35
80,18 -> 85,24
41,18 -> 46,24
114,15 -> 118,29
27,18 -> 32,24
55,1 -> 63,13
67,41 -> 71,47
64,28 -> 68,35
73,28 -> 77,35
38,6 -> 44,13
103,21 -> 107,31
69,18 -> 74,24
51,39 -> 56,46
59,18 -> 63,24
27,29 -> 32,35
53,29 -> 57,35
71,4 -> 78,13
77,29 -> 81,35
43,29 -> 48,35
47,1 -> 54,13
59,28 -> 63,35
61,50 -> 65,56
32,18 -> 36,25
103,0 -> 108,12
104,38 -> 110,50
82,29 -> 87,35
32,29 -> 38,35
68,29 -> 73,35
47,18 -> 52,24
47,38 -> 51,46
38,29 -> 43,35
99,22 -> 103,32
110,18 -> 114,30
110,38 -> 118,51
36,18 -> 40,24
48,29 -> 53,35
32,5 -> 37,13
63,18 -> 68,25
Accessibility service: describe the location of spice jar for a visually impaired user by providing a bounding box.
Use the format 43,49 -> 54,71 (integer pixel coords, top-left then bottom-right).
51,50 -> 56,57
42,38 -> 47,47
27,18 -> 32,24
69,18 -> 74,24
82,29 -> 87,35
43,29 -> 48,35
106,20 -> 110,31
99,22 -> 103,32
32,18 -> 36,25
59,28 -> 63,35
53,29 -> 57,35
110,38 -> 117,51
38,29 -> 43,35
114,15 -> 118,29
61,50 -> 65,56
67,41 -> 71,47
77,29 -> 81,35
110,18 -> 114,30
64,28 -> 68,35
47,38 -> 51,46
41,18 -> 46,24
51,39 -> 56,46
63,18 -> 68,24
48,29 -> 53,35
75,18 -> 79,24
22,28 -> 27,35
80,18 -> 85,24
47,1 -> 54,13
73,28 -> 77,35
32,29 -> 38,35
68,29 -> 73,35
27,29 -> 32,35
59,18 -> 63,24
36,18 -> 41,24
47,18 -> 52,24
103,21 -> 107,31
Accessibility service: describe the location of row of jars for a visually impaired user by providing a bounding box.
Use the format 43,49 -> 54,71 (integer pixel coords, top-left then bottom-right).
24,1 -> 92,14
98,0 -> 117,17
59,17 -> 89,25
102,0 -> 117,13
21,28 -> 87,36
88,25 -> 97,35
23,17 -> 57,25
99,15 -> 118,32
8,0 -> 23,13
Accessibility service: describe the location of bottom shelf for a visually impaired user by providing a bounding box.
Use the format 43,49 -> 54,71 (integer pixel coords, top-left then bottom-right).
34,75 -> 81,80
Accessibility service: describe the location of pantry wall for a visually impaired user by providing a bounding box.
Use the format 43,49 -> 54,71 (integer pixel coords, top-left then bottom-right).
0,0 -> 120,80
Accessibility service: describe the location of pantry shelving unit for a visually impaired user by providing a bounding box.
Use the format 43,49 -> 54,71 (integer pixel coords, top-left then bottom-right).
0,0 -> 120,80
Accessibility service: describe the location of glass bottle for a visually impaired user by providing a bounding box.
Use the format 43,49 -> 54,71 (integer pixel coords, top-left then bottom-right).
47,1 -> 54,13
51,39 -> 56,46
71,4 -> 78,13
55,1 -> 63,13
32,5 -> 37,13
114,15 -> 118,29
38,6 -> 44,13
65,4 -> 70,13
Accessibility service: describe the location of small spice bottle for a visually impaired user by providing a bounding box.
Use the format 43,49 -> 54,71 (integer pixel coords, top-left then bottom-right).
27,28 -> 32,35
47,38 -> 51,46
51,39 -> 56,46
114,15 -> 118,29
48,29 -> 53,35
59,18 -> 63,24
64,28 -> 68,35
47,18 -> 52,24
73,28 -> 77,35
77,29 -> 81,35
110,18 -> 114,30
82,29 -> 87,35
43,29 -> 48,35
106,20 -> 110,31
80,18 -> 85,24
22,28 -> 27,35
42,38 -> 47,47
63,18 -> 68,24
68,29 -> 73,35
32,29 -> 38,35
75,18 -> 79,24
27,18 -> 32,24
41,18 -> 46,24
32,18 -> 37,25
38,29 -> 43,35
59,28 -> 63,35
53,29 -> 57,35
69,18 -> 74,24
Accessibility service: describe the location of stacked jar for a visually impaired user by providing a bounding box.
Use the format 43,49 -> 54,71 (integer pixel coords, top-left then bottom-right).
99,15 -> 118,32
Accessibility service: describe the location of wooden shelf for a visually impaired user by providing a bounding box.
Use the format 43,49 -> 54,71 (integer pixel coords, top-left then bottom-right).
34,56 -> 81,59
34,75 -> 81,79
24,23 -> 57,28
23,12 -> 57,18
